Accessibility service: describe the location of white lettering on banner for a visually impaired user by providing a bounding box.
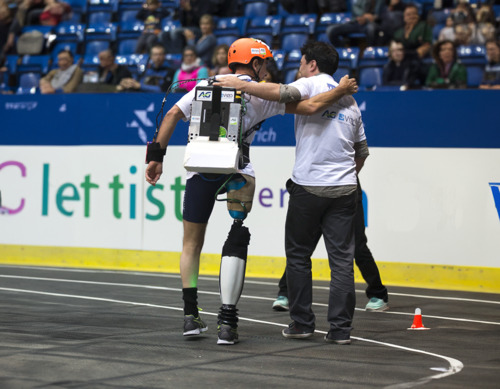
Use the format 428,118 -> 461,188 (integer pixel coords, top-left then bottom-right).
255,127 -> 277,143
5,102 -> 38,111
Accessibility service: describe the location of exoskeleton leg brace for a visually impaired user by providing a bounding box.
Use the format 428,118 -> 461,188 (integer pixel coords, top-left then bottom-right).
218,174 -> 254,327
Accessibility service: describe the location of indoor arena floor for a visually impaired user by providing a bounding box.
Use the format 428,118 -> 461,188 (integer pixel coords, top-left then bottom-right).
0,265 -> 498,389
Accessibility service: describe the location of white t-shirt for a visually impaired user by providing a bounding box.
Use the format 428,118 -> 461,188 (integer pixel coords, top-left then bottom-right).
175,75 -> 286,178
289,73 -> 366,187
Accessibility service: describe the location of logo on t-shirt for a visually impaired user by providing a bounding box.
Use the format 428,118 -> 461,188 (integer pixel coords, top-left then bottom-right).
321,110 -> 337,119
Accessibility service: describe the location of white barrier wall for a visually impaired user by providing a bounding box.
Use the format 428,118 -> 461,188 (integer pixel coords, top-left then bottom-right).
1,145 -> 499,268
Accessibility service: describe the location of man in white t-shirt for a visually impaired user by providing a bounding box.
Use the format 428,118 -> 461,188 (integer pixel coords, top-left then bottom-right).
145,38 -> 358,345
215,41 -> 368,344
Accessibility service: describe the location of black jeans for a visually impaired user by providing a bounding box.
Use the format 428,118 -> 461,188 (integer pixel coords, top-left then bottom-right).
285,179 -> 356,339
278,181 -> 388,302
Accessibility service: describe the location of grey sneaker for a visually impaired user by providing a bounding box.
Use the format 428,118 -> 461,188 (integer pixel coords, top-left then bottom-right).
365,297 -> 389,312
272,296 -> 289,311
217,324 -> 239,345
183,315 -> 208,336
282,322 -> 314,339
324,333 -> 351,345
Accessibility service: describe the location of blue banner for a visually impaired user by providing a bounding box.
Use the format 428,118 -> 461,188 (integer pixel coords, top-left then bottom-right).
1,90 -> 498,148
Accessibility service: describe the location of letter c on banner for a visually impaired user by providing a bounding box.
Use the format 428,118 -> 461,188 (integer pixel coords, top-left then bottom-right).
0,161 -> 26,215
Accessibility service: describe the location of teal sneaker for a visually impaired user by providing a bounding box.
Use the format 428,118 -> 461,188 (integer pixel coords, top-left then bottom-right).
272,296 -> 289,311
365,297 -> 389,312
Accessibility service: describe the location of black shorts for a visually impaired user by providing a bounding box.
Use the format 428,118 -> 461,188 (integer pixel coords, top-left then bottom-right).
183,174 -> 231,223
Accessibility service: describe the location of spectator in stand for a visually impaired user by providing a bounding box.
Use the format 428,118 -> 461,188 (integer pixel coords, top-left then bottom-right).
184,14 -> 216,68
135,0 -> 170,54
375,0 -> 406,45
2,0 -> 49,55
39,49 -> 82,93
0,0 -> 13,58
96,49 -> 132,86
438,16 -> 455,42
382,40 -> 419,88
38,0 -> 70,26
160,0 -> 233,55
172,45 -> 208,92
450,0 -> 475,27
393,3 -> 432,61
317,0 -> 348,13
327,0 -> 384,47
425,39 -> 467,89
454,23 -> 486,46
209,43 -> 230,76
479,39 -> 500,89
279,0 -> 321,14
118,44 -> 175,92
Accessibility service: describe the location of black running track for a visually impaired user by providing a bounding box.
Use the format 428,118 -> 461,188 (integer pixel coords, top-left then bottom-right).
0,265 -> 498,388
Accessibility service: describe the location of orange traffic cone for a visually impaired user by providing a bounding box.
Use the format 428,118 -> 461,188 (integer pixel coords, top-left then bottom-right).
407,308 -> 430,330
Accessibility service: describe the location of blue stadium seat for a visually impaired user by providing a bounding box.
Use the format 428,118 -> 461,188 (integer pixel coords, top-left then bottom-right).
246,16 -> 282,37
242,1 -> 270,17
334,66 -> 350,80
16,72 -> 40,94
216,35 -> 239,47
84,40 -> 110,56
85,23 -> 117,41
54,22 -> 85,43
4,55 -> 19,74
428,8 -> 451,25
119,9 -> 141,23
118,20 -> 144,40
116,53 -> 145,77
272,49 -> 286,71
282,13 -> 317,35
51,41 -> 79,59
359,66 -> 383,89
284,68 -> 299,83
316,12 -> 351,40
281,33 -> 308,52
215,17 -> 247,37
280,14 -> 317,52
88,0 -> 119,13
338,47 -> 360,69
432,23 -> 444,41
359,46 -> 389,67
282,49 -> 301,75
457,45 -> 487,66
66,0 -> 88,23
88,11 -> 113,24
81,54 -> 100,72
117,38 -> 138,55
18,55 -> 51,74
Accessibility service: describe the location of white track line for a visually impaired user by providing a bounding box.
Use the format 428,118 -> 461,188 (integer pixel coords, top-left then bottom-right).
0,286 -> 463,388
1,274 -> 499,326
1,265 -> 498,305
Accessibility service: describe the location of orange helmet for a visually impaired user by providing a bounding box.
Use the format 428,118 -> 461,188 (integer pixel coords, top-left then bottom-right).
227,38 -> 273,71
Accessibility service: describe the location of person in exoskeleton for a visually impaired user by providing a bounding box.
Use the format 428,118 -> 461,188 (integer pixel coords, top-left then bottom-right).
145,38 -> 358,345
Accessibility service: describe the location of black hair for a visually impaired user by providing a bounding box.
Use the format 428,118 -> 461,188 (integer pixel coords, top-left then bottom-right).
57,49 -> 74,59
300,42 -> 339,76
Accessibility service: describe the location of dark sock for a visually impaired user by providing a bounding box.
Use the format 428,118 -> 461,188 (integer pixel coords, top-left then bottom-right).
182,287 -> 198,316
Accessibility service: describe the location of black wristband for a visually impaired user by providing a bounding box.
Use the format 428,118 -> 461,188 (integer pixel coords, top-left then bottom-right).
145,142 -> 167,163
